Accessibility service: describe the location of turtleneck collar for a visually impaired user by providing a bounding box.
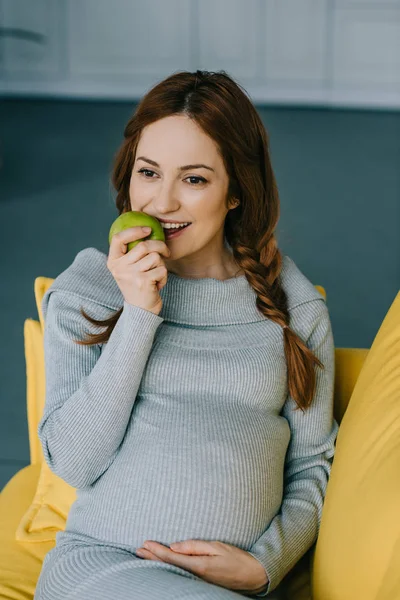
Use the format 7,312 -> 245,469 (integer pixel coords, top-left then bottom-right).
158,271 -> 264,326
42,247 -> 325,329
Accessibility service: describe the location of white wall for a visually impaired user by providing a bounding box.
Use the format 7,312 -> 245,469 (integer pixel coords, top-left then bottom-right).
1,0 -> 399,110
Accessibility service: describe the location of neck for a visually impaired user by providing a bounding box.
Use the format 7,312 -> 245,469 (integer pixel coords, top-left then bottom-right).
165,241 -> 243,281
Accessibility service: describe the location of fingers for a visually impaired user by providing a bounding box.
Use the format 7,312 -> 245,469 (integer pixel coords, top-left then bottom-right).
170,540 -> 219,555
145,265 -> 168,285
106,227 -> 169,314
108,227 -> 152,261
137,542 -> 207,575
136,548 -> 161,561
126,239 -> 170,262
133,251 -> 165,274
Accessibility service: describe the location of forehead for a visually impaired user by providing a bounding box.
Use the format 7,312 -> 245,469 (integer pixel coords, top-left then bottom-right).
136,116 -> 222,168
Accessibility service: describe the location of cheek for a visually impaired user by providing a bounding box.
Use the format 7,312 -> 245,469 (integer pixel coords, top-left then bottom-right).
128,179 -> 134,201
129,181 -> 143,209
129,179 -> 153,207
191,192 -> 224,217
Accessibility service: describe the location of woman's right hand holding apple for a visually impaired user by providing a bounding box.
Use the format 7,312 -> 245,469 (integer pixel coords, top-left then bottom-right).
107,227 -> 171,316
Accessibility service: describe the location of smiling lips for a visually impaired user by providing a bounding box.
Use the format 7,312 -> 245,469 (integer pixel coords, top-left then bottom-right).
163,223 -> 192,239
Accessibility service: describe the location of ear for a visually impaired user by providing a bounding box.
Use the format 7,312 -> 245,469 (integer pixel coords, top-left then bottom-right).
229,197 -> 240,210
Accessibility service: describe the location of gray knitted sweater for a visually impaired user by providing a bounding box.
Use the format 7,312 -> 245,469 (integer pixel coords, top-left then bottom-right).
38,247 -> 339,596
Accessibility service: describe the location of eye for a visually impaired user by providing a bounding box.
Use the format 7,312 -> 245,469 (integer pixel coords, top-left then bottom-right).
137,168 -> 207,186
137,168 -> 156,179
186,176 -> 207,186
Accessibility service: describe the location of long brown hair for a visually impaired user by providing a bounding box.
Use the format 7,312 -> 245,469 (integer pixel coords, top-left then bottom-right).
74,69 -> 324,412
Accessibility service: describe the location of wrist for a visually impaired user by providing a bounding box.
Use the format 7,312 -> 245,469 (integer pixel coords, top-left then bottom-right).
251,582 -> 269,596
249,575 -> 269,596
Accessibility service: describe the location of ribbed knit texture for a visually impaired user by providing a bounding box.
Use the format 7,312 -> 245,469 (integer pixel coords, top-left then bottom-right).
36,247 -> 339,598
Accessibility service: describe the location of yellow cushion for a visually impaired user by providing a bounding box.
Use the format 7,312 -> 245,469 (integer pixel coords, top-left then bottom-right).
311,291 -> 400,600
0,464 -> 54,600
25,277 -> 55,465
15,461 -> 76,543
24,319 -> 46,466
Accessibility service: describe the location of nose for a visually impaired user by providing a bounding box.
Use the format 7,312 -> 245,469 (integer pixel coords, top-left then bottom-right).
152,182 -> 180,214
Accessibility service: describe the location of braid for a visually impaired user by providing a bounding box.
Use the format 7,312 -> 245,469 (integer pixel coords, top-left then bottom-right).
230,237 -> 324,413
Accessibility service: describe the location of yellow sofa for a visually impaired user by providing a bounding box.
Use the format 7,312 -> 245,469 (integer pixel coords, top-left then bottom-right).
1,275 -> 398,600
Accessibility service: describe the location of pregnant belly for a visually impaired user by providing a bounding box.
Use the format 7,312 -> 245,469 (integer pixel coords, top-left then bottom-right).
70,405 -> 289,551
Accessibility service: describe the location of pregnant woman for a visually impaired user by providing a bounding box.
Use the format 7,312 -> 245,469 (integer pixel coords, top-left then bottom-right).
34,69 -> 339,600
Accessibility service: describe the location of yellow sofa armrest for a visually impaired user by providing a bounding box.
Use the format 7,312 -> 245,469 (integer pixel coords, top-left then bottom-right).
24,319 -> 46,466
334,347 -> 369,423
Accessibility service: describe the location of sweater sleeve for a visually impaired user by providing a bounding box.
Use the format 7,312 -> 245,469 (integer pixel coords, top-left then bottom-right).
246,299 -> 340,596
38,291 -> 164,489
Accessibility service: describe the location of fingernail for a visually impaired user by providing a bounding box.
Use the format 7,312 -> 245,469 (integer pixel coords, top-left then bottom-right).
142,227 -> 151,232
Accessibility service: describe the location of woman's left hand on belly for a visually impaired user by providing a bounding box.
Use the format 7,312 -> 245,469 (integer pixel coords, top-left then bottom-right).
135,539 -> 269,595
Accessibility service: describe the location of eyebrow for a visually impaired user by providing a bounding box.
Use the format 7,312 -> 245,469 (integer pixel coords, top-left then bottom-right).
136,156 -> 215,173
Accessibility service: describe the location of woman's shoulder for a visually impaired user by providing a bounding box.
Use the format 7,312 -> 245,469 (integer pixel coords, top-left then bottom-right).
280,254 -> 331,338
280,254 -> 326,311
41,247 -> 123,323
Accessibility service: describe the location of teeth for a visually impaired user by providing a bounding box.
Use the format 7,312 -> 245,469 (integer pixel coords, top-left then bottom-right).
161,222 -> 190,229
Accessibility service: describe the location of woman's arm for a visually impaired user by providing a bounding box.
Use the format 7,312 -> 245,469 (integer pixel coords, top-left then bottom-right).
38,290 -> 164,488
247,299 -> 340,596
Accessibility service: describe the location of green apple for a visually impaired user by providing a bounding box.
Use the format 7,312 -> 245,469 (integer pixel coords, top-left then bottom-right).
108,211 -> 165,252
